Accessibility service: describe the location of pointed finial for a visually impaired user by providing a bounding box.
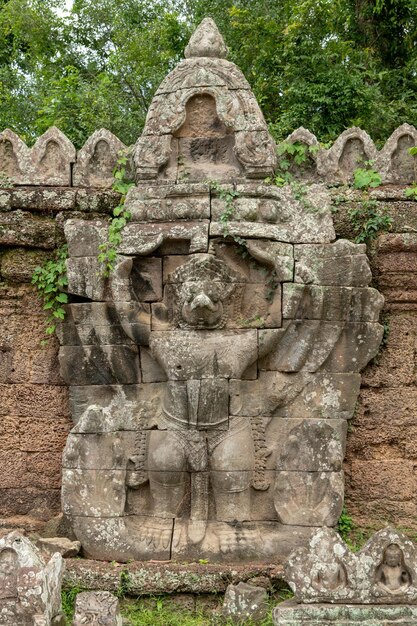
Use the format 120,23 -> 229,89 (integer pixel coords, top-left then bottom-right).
185,18 -> 228,59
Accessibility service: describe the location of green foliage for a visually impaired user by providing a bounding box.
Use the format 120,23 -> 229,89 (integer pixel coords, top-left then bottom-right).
116,569 -> 133,599
353,168 -> 382,190
405,184 -> 417,199
2,1 -> 417,146
61,586 -> 84,622
120,595 -> 276,625
31,244 -> 68,342
337,506 -> 354,542
210,180 -> 240,238
348,200 -> 392,244
98,152 -> 135,277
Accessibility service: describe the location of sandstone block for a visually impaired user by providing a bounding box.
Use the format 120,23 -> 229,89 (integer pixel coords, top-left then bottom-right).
294,239 -> 372,286
118,221 -> 209,255
73,129 -> 127,188
0,210 -> 57,249
59,345 -> 141,385
222,582 -> 268,623
283,284 -> 384,322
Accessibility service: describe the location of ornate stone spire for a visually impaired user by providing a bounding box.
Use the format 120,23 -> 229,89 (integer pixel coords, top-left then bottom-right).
184,17 -> 228,59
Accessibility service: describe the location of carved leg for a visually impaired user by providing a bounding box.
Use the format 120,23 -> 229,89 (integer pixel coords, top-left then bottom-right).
147,430 -> 187,518
209,418 -> 255,523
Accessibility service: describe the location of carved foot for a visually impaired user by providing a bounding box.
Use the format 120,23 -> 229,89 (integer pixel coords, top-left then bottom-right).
187,520 -> 207,545
134,517 -> 173,551
218,524 -> 262,555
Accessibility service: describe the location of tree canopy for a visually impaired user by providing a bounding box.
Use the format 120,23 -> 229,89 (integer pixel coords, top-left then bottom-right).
1,0 -> 416,148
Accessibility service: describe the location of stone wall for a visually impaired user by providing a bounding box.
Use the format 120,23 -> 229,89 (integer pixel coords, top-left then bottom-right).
0,124 -> 417,535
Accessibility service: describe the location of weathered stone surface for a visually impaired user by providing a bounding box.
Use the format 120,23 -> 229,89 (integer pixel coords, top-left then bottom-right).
0,129 -> 33,185
118,221 -> 209,254
274,471 -> 344,526
59,345 -> 141,385
211,183 -> 335,243
273,600 -> 417,625
58,19 -> 383,564
0,531 -> 65,625
0,248 -> 51,283
284,527 -> 417,604
125,183 -> 210,221
317,127 -> 378,183
185,17 -> 228,59
294,239 -> 372,286
31,127 -> 75,186
73,591 -> 122,625
64,218 -> 109,257
63,557 -> 284,595
230,373 -> 360,419
376,123 -> 417,183
0,187 -> 77,212
258,320 -> 382,373
36,536 -> 81,558
283,284 -> 384,322
73,129 -> 127,188
0,210 -> 58,249
222,582 -> 268,623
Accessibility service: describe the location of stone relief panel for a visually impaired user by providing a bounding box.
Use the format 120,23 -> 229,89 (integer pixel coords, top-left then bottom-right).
375,123 -> 417,184
73,591 -> 122,626
59,18 -> 384,564
317,127 -> 377,183
0,127 -> 75,186
31,126 -> 75,186
73,129 -> 127,188
284,527 -> 417,605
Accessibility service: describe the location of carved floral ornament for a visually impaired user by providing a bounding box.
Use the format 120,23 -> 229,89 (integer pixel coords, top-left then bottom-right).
58,18 -> 384,563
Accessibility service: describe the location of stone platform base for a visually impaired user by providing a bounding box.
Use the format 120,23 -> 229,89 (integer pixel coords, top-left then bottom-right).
273,600 -> 417,625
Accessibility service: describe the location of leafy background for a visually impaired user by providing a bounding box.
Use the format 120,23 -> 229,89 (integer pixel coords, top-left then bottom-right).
1,0 -> 416,148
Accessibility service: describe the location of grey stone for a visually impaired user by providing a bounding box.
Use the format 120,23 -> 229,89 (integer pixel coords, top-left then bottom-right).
0,531 -> 65,625
294,239 -> 372,286
36,536 -> 81,558
375,123 -> 417,184
58,17 -> 384,565
273,600 -> 417,625
229,372 -> 360,420
31,126 -> 75,186
0,129 -> 33,185
73,129 -> 127,188
259,320 -> 383,373
0,210 -> 58,249
317,127 -> 378,183
222,581 -> 268,623
125,183 -> 210,221
73,591 -> 122,626
117,221 -> 209,254
284,527 -> 417,604
282,284 -> 384,321
274,470 -> 344,526
58,344 -> 141,385
184,17 -> 228,59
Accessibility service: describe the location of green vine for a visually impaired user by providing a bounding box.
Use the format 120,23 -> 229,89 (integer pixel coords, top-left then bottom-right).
348,165 -> 391,244
31,244 -> 69,343
268,140 -> 319,187
210,179 -> 279,304
209,180 -> 240,238
404,146 -> 417,198
98,152 -> 135,277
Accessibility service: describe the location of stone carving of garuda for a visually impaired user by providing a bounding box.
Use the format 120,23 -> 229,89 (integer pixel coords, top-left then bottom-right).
59,18 -> 384,562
